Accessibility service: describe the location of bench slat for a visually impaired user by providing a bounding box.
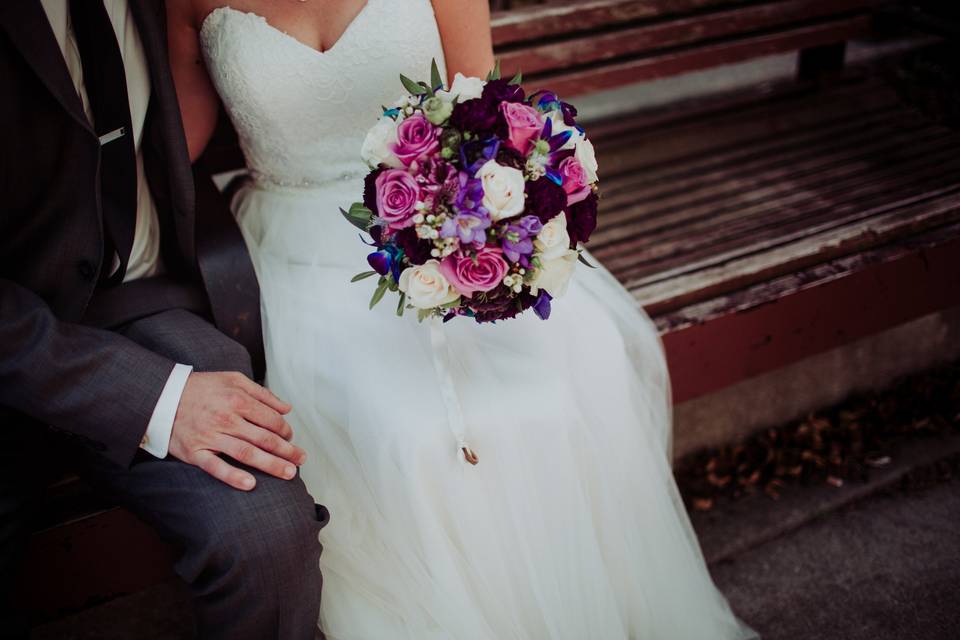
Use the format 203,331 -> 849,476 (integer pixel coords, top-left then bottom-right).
519,16 -> 874,96
492,0 -> 747,46
497,0 -> 882,77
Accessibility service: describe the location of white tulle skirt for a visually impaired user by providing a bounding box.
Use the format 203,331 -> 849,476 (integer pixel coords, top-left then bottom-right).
232,179 -> 758,640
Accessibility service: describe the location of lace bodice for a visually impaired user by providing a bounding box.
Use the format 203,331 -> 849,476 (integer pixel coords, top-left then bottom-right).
199,1 -> 447,188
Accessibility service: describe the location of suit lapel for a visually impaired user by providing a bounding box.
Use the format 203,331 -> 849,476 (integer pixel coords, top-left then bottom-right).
129,0 -> 196,263
0,0 -> 93,134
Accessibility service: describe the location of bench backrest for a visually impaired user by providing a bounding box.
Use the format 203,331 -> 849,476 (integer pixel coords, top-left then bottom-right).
491,0 -> 892,96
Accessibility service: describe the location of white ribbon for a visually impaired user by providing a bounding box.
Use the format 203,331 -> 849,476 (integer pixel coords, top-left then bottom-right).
428,316 -> 474,464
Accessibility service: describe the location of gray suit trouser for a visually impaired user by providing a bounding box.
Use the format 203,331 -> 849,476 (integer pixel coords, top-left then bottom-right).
0,309 -> 327,640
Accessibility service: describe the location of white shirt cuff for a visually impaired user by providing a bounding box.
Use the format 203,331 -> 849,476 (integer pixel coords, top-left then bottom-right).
140,363 -> 192,459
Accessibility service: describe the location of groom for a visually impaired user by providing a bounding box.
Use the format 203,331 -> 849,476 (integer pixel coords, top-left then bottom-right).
0,1 -> 326,638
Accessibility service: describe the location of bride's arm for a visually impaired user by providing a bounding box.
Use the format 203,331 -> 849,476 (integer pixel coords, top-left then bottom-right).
431,0 -> 496,82
166,0 -> 221,163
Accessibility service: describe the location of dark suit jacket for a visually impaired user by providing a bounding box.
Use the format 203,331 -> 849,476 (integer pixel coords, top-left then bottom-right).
0,0 -> 263,467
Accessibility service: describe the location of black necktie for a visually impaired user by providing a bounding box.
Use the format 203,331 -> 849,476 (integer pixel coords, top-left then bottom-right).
69,0 -> 138,285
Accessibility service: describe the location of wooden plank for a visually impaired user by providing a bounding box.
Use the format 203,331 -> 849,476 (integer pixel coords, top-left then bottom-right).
660,225 -> 960,402
608,156 -> 960,284
594,122 -> 953,246
497,0 -> 881,76
627,188 -> 960,313
491,0 -> 747,46
522,16 -> 874,96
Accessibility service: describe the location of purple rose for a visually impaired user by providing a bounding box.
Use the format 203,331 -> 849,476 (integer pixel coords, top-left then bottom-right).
525,176 -> 567,224
391,114 -> 440,166
450,97 -> 499,134
394,226 -> 433,265
565,191 -> 599,245
363,167 -> 382,214
500,101 -> 543,155
482,79 -> 525,104
375,169 -> 420,232
500,215 -> 543,264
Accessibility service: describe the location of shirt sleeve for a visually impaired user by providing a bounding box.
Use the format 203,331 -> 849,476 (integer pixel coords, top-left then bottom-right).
140,363 -> 193,459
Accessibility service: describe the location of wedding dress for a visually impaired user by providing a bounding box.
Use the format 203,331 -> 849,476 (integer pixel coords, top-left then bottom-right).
199,2 -> 757,638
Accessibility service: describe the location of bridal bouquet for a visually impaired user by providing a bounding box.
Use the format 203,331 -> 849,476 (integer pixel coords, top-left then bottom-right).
341,60 -> 600,323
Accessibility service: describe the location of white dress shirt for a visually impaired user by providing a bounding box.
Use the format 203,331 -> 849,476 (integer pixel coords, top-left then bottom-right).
41,0 -> 190,458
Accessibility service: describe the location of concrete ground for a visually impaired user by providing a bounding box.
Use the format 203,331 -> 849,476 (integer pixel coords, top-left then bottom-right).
714,475 -> 960,640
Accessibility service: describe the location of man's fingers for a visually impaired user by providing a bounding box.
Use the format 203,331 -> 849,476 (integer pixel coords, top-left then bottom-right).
193,450 -> 256,491
237,423 -> 307,466
238,396 -> 294,441
217,434 -> 297,481
236,377 -> 292,415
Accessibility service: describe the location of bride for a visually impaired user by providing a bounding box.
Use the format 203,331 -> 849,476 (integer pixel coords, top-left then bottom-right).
167,1 -> 757,638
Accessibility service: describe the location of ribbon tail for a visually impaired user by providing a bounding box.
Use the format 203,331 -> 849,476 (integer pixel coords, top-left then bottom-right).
429,317 -> 476,464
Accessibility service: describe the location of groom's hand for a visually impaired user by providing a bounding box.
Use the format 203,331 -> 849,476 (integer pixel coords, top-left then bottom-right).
169,371 -> 307,491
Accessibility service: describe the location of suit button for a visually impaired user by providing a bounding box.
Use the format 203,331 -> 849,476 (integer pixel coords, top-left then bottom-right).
77,260 -> 96,280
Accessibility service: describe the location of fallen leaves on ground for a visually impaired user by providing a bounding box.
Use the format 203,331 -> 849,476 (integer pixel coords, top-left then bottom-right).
675,360 -> 960,511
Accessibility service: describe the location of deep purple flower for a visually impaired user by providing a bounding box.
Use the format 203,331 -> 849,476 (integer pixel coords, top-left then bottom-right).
496,145 -> 526,171
363,168 -> 383,213
450,97 -> 499,135
482,79 -> 525,104
565,191 -> 599,245
532,290 -> 553,320
469,286 -> 533,323
525,176 -> 567,224
367,243 -> 403,281
459,137 -> 501,176
394,227 -> 433,265
500,215 -> 542,264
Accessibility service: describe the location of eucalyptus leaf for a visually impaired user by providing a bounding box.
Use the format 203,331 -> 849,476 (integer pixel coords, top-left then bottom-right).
340,204 -> 373,231
351,270 -> 378,282
430,58 -> 443,92
400,73 -> 427,95
369,277 -> 389,310
417,308 -> 433,323
509,70 -> 523,85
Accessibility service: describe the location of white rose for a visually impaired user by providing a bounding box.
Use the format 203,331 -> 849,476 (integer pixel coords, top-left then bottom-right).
361,117 -> 402,169
574,136 -> 599,183
398,260 -> 460,309
534,212 -> 572,260
530,249 -> 578,298
476,159 -> 526,221
436,72 -> 485,103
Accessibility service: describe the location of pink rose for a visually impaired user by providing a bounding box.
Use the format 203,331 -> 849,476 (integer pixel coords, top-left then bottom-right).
376,169 -> 420,231
391,114 -> 441,166
439,246 -> 509,298
500,102 -> 543,155
559,156 -> 590,206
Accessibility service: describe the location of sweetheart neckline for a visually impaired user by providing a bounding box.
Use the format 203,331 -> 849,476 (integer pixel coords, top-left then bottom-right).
200,2 -> 375,58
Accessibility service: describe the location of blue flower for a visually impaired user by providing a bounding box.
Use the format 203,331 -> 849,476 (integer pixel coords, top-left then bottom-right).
367,243 -> 404,281
533,290 -> 553,320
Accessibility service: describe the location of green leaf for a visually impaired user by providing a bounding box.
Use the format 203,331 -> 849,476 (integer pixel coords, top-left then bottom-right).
577,251 -> 597,269
509,70 -> 523,85
396,292 -> 407,316
400,73 -> 427,95
369,277 -> 389,310
430,58 -> 443,92
417,308 -> 434,323
340,203 -> 374,231
351,270 -> 378,282
485,59 -> 501,81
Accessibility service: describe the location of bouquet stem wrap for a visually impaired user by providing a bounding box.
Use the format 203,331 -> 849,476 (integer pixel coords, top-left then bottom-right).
429,317 -> 476,464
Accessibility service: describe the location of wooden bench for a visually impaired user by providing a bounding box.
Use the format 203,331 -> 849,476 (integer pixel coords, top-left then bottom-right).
24,0 -> 960,626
